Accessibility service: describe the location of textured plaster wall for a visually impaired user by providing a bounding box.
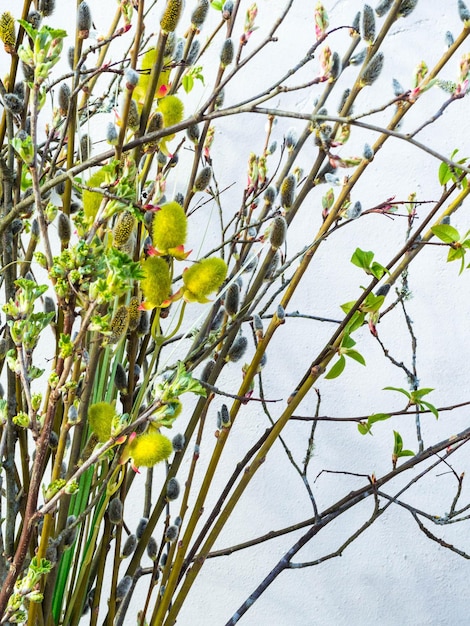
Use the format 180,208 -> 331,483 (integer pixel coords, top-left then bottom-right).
9,1 -> 470,625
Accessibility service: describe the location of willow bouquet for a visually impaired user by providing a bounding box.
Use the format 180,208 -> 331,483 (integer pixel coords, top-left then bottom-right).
1,1 -> 470,624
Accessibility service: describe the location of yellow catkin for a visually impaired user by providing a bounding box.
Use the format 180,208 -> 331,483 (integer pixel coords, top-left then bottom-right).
109,305 -> 129,343
113,211 -> 136,247
128,296 -> 141,331
0,12 -> 16,53
160,0 -> 184,33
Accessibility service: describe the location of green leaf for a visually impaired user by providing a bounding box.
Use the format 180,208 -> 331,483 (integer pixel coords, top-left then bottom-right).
341,334 -> 356,349
322,188 -> 335,210
211,0 -> 223,9
370,261 -> 386,280
431,224 -> 460,243
384,386 -> 411,399
358,422 -> 372,435
409,387 -> 434,400
182,74 -> 194,94
368,413 -> 391,425
344,311 -> 366,335
438,161 -> 451,186
351,248 -> 374,271
345,349 -> 366,366
325,355 -> 346,379
393,430 -> 403,454
361,293 -> 384,313
397,449 -> 415,457
420,400 -> 439,419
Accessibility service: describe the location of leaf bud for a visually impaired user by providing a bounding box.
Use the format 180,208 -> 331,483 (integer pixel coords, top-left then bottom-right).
39,0 -> 56,16
269,216 -> 287,249
285,128 -> 297,151
31,218 -> 40,239
27,11 -> 42,29
125,68 -> 139,90
186,39 -> 200,65
121,533 -> 137,558
264,186 -> 276,206
363,143 -> 374,160
58,83 -> 71,116
392,78 -> 405,96
186,123 -> 200,144
280,175 -> 296,209
214,87 -> 225,109
172,433 -> 185,451
63,524 -> 78,549
67,404 -> 79,424
361,4 -> 375,43
226,335 -> 248,362
360,52 -> 384,87
263,249 -> 280,281
166,477 -> 180,500
222,1 -> 234,19
253,313 -> 263,335
200,359 -> 215,383
398,0 -> 418,18
136,518 -> 148,540
220,38 -> 234,67
77,2 -> 92,39
459,0 -> 470,23
57,212 -> 71,244
147,536 -> 158,560
137,309 -> 150,336
375,0 -> 394,16
3,93 -> 24,115
165,525 -> 178,542
440,215 -> 451,225
193,166 -> 212,192
330,52 -> 342,80
375,283 -> 391,297
44,296 -> 56,319
351,11 -> 360,34
173,38 -> 185,63
116,576 -> 133,602
106,122 -> 119,145
108,497 -> 123,524
114,363 -> 128,392
10,218 -> 23,237
224,282 -> 240,317
220,404 -> 230,427
191,0 -> 209,27
276,304 -> 285,321
160,0 -> 184,33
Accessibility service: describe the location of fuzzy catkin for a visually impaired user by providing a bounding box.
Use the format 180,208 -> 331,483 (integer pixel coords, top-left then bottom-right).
160,0 -> 184,33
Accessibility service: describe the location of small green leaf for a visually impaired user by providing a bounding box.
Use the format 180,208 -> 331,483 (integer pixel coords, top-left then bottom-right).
420,400 -> 439,419
345,349 -> 366,366
393,430 -> 403,454
368,413 -> 391,425
431,224 -> 460,244
384,386 -> 411,399
325,355 -> 346,379
344,311 -> 366,335
397,449 -> 415,457
182,74 -> 194,94
358,422 -> 372,435
211,0 -> 223,9
341,334 -> 356,349
351,248 -> 374,271
438,162 -> 451,186
409,387 -> 434,400
370,261 -> 386,280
